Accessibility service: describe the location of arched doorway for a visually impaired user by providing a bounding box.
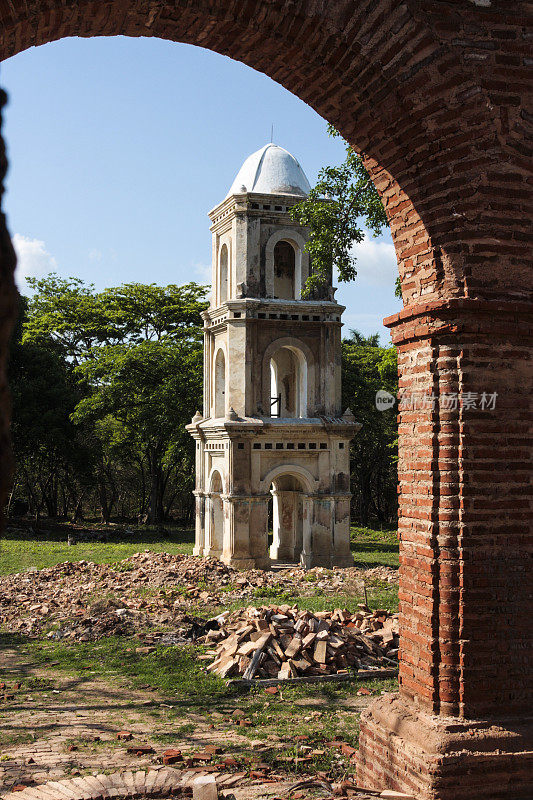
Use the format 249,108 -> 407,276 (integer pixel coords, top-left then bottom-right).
270,345 -> 307,418
261,465 -> 316,569
269,473 -> 306,564
206,469 -> 224,557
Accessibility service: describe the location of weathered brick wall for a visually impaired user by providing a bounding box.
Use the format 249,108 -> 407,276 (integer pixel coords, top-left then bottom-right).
387,300 -> 533,719
0,2 -> 531,797
357,693 -> 533,800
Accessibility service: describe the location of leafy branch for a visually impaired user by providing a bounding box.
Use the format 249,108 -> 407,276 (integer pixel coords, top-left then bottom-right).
290,125 -> 388,298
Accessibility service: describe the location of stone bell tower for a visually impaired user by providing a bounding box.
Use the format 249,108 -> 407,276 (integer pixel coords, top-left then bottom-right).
187,144 -> 360,569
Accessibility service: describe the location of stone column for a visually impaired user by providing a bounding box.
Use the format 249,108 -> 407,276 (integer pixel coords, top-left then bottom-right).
249,495 -> 271,569
270,489 -> 296,561
202,495 -> 212,556
300,495 -> 314,570
204,495 -> 223,559
356,300 -> 533,800
332,493 -> 353,567
222,495 -> 258,569
193,492 -> 205,556
310,496 -> 334,567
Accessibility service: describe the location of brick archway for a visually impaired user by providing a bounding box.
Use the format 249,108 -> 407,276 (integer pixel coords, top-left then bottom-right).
0,3 -> 531,798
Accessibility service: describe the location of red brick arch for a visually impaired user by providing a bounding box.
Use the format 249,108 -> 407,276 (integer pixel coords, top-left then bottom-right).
1,1 -> 531,307
0,3 -> 531,798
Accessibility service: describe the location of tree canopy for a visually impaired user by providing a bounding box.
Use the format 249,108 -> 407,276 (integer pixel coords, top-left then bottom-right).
24,275 -> 206,361
342,332 -> 398,526
290,125 -> 389,298
10,278 -> 208,524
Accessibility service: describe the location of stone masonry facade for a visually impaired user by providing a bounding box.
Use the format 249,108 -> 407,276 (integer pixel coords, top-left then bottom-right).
186,162 -> 359,570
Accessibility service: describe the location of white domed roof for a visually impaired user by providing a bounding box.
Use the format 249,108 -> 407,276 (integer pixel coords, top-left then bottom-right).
226,144 -> 311,198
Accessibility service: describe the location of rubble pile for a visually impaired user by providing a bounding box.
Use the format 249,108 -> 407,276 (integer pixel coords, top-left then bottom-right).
0,551 -> 398,639
204,604 -> 398,679
0,552 -> 228,637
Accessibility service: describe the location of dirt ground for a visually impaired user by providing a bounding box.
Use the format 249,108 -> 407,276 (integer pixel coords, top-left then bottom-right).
0,538 -> 399,798
0,641 -> 384,795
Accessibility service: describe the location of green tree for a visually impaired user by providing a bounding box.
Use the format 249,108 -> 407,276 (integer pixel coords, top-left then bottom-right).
24,276 -> 206,359
342,332 -> 398,526
345,329 -> 381,348
290,125 -> 388,297
73,339 -> 202,524
8,298 -> 91,521
21,278 -> 208,524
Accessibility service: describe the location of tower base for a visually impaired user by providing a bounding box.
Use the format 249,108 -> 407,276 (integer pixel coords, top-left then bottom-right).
225,555 -> 269,570
356,695 -> 533,800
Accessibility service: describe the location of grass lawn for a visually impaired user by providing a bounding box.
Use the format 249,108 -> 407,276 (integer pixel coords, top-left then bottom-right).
0,525 -> 195,575
0,526 -> 399,787
0,522 -> 398,576
350,526 -> 399,569
3,631 -> 398,775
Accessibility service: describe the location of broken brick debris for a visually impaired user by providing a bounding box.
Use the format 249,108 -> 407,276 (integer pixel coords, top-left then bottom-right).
126,744 -> 155,755
0,549 -> 397,641
162,748 -> 183,765
205,605 -> 398,679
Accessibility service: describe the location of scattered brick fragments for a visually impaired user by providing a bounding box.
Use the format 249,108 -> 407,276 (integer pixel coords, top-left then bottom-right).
162,748 -> 183,765
0,549 -> 396,640
205,604 -> 398,679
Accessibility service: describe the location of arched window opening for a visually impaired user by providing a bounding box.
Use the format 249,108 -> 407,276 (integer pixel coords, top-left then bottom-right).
269,474 -> 305,563
219,243 -> 228,304
273,240 -> 295,300
214,349 -> 226,418
270,346 -> 307,418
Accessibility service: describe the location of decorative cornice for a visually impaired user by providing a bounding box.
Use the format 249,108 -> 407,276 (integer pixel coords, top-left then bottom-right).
187,417 -> 361,437
203,297 -> 345,322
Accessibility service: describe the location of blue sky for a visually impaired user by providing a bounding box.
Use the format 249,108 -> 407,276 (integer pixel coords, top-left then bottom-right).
1,36 -> 401,340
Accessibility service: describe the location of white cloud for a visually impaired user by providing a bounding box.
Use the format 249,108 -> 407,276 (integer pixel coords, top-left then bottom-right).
350,230 -> 398,287
88,248 -> 103,262
12,234 -> 58,287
